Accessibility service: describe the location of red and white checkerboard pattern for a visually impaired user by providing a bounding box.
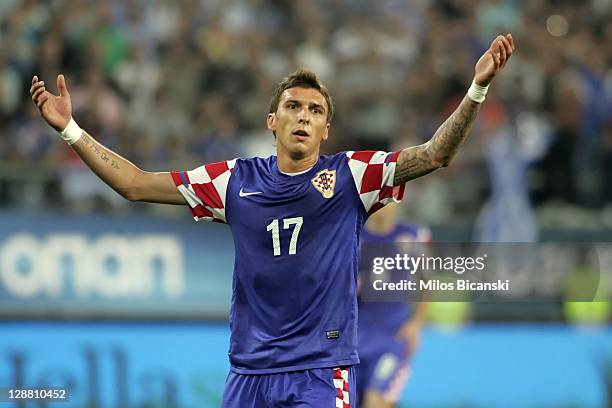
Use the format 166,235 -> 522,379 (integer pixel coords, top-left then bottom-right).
333,367 -> 351,408
311,169 -> 336,198
346,151 -> 405,215
313,171 -> 334,190
171,159 -> 236,223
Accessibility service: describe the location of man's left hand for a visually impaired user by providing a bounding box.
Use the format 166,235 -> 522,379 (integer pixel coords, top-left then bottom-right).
474,33 -> 515,86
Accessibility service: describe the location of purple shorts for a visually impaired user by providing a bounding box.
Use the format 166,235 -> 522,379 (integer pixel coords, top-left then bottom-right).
222,366 -> 356,407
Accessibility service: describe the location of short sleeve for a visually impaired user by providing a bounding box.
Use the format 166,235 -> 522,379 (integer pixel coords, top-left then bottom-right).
171,159 -> 237,223
346,150 -> 405,215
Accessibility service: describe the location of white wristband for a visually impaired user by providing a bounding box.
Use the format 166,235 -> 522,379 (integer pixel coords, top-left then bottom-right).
59,117 -> 83,145
467,80 -> 489,104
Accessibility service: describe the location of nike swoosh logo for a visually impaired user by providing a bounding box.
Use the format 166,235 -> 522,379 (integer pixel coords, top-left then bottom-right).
239,188 -> 263,197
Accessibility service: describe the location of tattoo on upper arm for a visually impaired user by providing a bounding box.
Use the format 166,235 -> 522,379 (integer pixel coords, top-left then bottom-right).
394,96 -> 481,185
393,145 -> 438,184
82,133 -> 120,169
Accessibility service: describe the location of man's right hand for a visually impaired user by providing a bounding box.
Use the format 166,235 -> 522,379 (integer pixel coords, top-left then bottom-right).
30,74 -> 72,132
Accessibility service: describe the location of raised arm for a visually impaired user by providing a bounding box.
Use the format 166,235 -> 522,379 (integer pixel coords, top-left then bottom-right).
30,74 -> 185,205
394,34 -> 515,185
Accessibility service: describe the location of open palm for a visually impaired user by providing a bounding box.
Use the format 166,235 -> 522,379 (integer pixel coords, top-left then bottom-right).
474,34 -> 515,86
30,75 -> 72,132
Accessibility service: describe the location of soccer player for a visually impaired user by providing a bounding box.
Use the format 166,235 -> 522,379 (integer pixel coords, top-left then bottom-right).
356,203 -> 430,408
30,34 -> 514,407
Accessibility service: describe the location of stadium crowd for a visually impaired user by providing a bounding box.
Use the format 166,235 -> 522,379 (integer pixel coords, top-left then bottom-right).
1,0 -> 611,229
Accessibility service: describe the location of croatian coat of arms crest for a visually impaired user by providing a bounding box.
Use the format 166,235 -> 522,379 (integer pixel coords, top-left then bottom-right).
311,169 -> 336,199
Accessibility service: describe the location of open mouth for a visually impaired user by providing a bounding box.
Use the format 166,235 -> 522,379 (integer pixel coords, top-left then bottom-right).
293,130 -> 309,137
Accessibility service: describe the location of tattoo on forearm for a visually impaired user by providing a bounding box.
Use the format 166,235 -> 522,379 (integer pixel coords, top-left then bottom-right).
428,96 -> 480,163
81,133 -> 120,169
394,96 -> 481,184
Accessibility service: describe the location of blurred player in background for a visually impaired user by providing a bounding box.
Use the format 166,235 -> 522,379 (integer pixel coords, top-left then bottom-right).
30,34 -> 514,407
357,203 -> 430,408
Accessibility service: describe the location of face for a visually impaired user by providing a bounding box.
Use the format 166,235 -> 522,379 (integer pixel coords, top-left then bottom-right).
267,87 -> 330,160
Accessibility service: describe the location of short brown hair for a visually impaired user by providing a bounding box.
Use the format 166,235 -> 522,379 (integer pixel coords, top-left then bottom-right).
269,69 -> 334,122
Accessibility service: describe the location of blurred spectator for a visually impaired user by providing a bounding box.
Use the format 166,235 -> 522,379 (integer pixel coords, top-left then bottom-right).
1,0 -> 610,230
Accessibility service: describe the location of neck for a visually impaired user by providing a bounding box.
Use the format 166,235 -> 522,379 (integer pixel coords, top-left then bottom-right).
277,149 -> 319,173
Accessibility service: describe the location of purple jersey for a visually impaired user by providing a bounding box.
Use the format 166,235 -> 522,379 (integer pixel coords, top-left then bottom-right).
358,223 -> 431,335
172,151 -> 405,374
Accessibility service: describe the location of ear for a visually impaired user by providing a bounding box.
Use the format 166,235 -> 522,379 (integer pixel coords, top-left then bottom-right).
322,123 -> 330,141
266,113 -> 276,132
